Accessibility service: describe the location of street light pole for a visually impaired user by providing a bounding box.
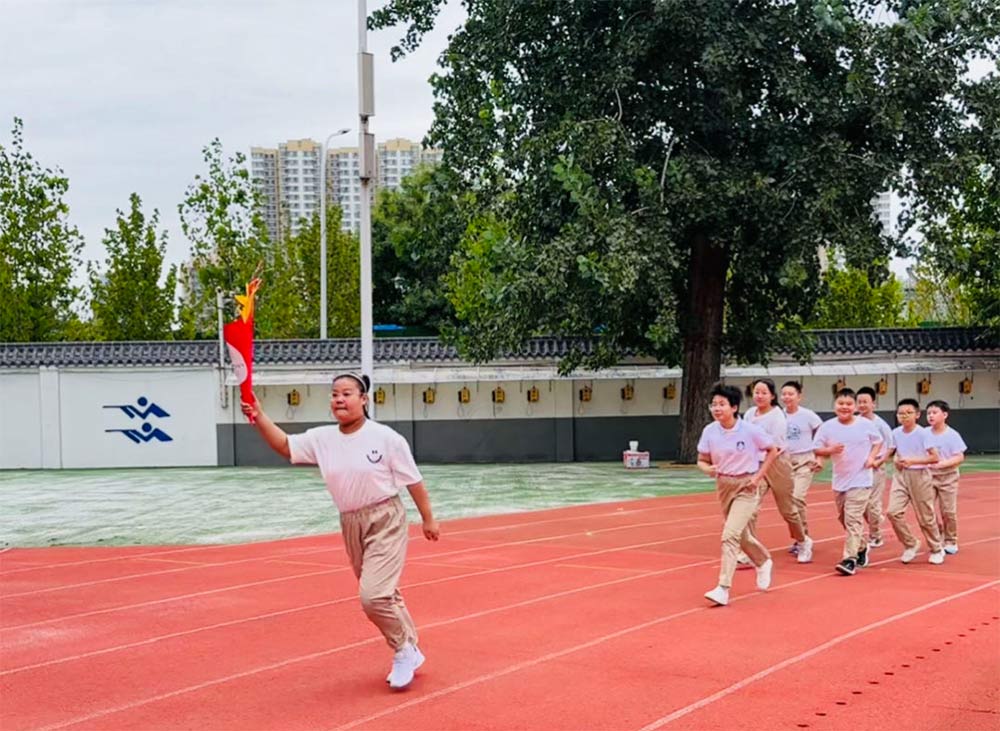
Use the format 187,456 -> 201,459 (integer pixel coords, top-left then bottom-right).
358,0 -> 375,388
319,127 -> 351,340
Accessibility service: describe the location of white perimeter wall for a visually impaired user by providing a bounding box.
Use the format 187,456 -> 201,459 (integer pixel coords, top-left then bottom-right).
1,368 -> 218,469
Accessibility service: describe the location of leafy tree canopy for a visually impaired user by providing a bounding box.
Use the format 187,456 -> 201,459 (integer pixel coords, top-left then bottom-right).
89,193 -> 177,340
0,117 -> 85,341
373,164 -> 469,331
373,0 -> 999,458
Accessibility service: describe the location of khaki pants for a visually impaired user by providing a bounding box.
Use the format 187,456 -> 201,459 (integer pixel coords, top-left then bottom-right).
864,467 -> 887,541
836,488 -> 870,560
340,495 -> 417,650
788,451 -> 817,537
887,469 -> 942,553
749,452 -> 808,543
717,475 -> 770,589
931,468 -> 960,546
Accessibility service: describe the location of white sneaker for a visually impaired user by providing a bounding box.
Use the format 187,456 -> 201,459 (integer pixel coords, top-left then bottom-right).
901,543 -> 920,564
928,550 -> 945,565
704,585 -> 729,606
868,536 -> 885,548
736,553 -> 754,570
944,544 -> 958,555
387,643 -> 425,689
797,536 -> 814,564
756,558 -> 773,591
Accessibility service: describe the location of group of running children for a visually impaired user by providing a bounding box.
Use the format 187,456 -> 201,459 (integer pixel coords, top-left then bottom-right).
697,379 -> 968,607
241,373 -> 968,689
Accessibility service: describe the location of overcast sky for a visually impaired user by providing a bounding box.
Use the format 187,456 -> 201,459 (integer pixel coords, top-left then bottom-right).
1,0 -> 465,271
2,2 -> 993,280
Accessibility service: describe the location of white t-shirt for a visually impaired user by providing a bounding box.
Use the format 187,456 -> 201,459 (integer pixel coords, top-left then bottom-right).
743,406 -> 787,461
697,419 -> 774,476
891,425 -> 934,470
860,413 -> 894,461
926,426 -> 967,465
812,417 -> 882,492
784,407 -> 823,454
287,420 -> 423,513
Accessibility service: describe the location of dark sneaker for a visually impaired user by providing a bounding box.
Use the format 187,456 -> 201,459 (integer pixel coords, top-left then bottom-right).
856,547 -> 869,568
835,558 -> 857,576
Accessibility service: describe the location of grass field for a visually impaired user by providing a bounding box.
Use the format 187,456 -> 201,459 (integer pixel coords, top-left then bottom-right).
1,455 -> 997,548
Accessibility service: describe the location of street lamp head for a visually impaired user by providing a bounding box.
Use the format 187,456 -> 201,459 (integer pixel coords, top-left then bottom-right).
334,127 -> 351,136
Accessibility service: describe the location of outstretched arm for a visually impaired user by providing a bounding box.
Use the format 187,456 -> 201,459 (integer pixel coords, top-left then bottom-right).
241,396 -> 291,460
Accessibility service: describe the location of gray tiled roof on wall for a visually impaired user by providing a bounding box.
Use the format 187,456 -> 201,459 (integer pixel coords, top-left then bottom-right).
1,328 -> 996,369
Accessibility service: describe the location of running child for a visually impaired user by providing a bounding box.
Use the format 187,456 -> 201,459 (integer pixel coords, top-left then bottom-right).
241,373 -> 440,690
887,398 -> 943,564
780,381 -> 823,560
812,388 -> 883,575
925,400 -> 967,554
855,387 -> 894,548
698,383 -> 778,607
744,379 -> 811,563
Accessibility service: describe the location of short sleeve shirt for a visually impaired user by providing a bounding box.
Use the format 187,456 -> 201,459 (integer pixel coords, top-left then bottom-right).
862,414 -> 894,460
743,406 -> 787,461
812,417 -> 882,491
697,419 -> 774,476
925,426 -> 967,467
784,407 -> 823,454
287,420 -> 423,513
891,425 -> 934,470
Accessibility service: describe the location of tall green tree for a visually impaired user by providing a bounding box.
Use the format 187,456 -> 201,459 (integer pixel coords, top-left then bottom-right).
810,265 -> 910,328
307,207 -> 361,338
0,117 -> 85,341
373,164 -> 468,331
177,139 -> 268,337
904,259 -> 974,326
917,164 -> 999,333
88,193 -> 177,340
373,0 -> 1000,459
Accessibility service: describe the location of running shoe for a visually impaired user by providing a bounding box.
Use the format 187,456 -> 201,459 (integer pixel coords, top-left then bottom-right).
796,536 -> 814,564
755,558 -> 774,591
835,558 -> 857,576
704,585 -> 730,606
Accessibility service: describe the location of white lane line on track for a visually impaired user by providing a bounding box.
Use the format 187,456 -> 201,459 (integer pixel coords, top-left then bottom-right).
0,510 -> 730,599
23,534 -> 1000,731
6,470 -> 995,579
330,536 -> 1000,731
1,514 -> 814,662
636,579 -> 1000,730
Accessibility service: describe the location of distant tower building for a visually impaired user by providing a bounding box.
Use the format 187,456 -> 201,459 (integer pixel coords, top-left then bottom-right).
872,190 -> 895,236
250,147 -> 280,243
252,137 -> 442,239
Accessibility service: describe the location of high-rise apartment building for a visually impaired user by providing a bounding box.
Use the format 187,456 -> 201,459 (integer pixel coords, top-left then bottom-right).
251,137 -> 442,242
872,190 -> 896,236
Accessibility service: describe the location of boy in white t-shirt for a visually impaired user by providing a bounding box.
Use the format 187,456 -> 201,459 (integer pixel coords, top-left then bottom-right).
925,400 -> 968,554
887,398 -> 943,565
855,387 -> 894,548
781,380 -> 823,558
697,383 -> 778,607
812,388 -> 883,576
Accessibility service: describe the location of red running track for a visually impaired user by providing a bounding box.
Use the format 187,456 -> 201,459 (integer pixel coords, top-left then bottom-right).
1,473 -> 998,730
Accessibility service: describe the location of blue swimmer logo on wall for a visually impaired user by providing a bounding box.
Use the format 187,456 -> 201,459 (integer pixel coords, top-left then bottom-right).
103,396 -> 173,443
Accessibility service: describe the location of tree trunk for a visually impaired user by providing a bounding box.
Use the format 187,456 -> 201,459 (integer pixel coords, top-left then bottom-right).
677,232 -> 729,463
